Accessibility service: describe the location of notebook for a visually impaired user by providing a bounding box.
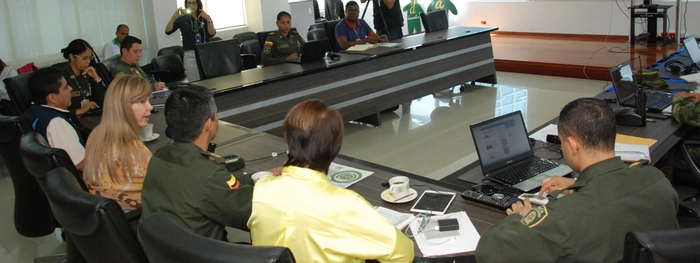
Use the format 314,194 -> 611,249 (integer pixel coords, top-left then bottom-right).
470,111 -> 573,192
287,40 -> 329,64
609,61 -> 674,112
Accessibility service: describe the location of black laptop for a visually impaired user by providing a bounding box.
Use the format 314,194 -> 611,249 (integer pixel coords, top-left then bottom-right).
470,111 -> 573,192
287,40 -> 329,64
609,61 -> 674,112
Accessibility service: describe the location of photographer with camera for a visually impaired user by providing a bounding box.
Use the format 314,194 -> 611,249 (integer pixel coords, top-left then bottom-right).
165,0 -> 216,81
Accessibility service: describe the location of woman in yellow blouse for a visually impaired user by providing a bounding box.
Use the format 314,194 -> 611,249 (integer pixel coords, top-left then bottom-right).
248,99 -> 414,263
83,75 -> 153,212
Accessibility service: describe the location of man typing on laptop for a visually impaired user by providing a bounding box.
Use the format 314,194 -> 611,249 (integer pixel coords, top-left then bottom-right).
476,98 -> 679,263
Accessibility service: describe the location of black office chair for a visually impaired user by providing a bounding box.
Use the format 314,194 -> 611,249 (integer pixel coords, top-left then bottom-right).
39,167 -> 148,263
19,131 -> 88,192
307,28 -> 328,41
0,115 -> 57,237
158,45 -> 185,62
194,38 -> 243,80
209,36 -> 223,42
240,39 -> 262,66
420,10 -> 449,33
139,213 -> 296,263
95,54 -> 122,86
623,227 -> 700,263
3,72 -> 34,114
679,140 -> 700,202
233,31 -> 258,44
308,22 -> 325,31
51,61 -> 69,69
151,54 -> 188,84
323,20 -> 342,52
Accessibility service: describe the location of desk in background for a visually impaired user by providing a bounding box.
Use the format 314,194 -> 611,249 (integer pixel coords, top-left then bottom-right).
440,90 -> 695,190
193,26 -> 498,135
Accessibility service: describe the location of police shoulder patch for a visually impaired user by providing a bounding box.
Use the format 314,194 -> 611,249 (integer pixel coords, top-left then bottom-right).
263,46 -> 271,54
520,205 -> 548,228
226,174 -> 240,190
264,41 -> 273,47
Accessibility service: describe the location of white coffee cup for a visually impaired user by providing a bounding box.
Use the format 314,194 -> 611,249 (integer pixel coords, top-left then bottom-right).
140,123 -> 154,140
389,176 -> 410,199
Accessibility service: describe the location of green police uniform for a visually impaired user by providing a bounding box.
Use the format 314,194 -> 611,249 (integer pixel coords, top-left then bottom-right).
56,63 -> 106,117
476,157 -> 678,263
112,60 -> 158,91
139,142 -> 254,241
261,30 -> 306,66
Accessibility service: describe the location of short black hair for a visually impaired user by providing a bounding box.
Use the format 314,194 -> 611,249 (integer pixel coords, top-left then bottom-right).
28,67 -> 64,105
116,24 -> 129,31
277,11 -> 291,21
164,85 -> 216,142
120,36 -> 142,54
558,98 -> 616,151
346,1 -> 359,9
60,39 -> 93,60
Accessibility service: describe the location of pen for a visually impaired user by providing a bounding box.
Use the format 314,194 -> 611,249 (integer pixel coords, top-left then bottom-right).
393,192 -> 415,202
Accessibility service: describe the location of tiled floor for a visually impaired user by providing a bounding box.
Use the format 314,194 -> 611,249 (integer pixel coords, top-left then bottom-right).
0,71 -> 692,261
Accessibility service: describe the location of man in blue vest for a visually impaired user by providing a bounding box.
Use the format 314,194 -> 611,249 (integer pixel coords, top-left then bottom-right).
23,67 -> 86,171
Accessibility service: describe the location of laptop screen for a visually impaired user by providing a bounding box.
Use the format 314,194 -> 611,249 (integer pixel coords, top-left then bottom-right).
683,36 -> 700,65
610,61 -> 638,102
470,111 -> 532,171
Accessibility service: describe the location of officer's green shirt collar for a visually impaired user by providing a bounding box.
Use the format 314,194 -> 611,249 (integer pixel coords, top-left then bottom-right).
569,156 -> 625,189
275,30 -> 297,39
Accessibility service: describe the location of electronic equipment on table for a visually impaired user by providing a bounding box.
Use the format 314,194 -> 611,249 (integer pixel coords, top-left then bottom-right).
469,110 -> 572,192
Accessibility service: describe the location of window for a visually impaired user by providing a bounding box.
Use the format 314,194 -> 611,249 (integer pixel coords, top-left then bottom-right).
0,0 -> 145,67
177,0 -> 247,30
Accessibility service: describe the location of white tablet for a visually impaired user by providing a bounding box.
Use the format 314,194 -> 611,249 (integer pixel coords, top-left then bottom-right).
410,190 -> 457,215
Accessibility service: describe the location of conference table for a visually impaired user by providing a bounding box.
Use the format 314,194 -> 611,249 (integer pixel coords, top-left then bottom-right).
192,26 -> 499,135
97,87 -> 692,262
123,110 -> 497,262
439,89 -> 697,190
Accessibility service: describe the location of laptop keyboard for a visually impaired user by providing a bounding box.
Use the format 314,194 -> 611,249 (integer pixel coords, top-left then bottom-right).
647,93 -> 673,109
491,158 -> 559,185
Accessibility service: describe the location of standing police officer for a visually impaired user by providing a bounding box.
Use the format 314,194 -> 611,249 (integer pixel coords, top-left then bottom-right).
262,11 -> 306,66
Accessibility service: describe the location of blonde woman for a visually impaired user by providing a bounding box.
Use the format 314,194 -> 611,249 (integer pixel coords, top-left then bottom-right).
84,75 -> 153,212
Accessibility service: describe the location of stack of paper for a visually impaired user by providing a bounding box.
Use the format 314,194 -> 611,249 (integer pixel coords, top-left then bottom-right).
408,211 -> 480,257
680,72 -> 700,82
346,43 -> 379,52
375,206 -> 415,230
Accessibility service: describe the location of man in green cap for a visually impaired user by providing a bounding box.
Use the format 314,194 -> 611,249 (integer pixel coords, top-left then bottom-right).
476,98 -> 679,263
139,85 -> 254,241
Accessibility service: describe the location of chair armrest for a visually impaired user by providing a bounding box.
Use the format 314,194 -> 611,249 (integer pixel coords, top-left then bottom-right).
125,207 -> 142,230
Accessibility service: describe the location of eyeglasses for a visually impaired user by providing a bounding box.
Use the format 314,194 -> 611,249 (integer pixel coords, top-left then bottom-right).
73,54 -> 93,61
186,1 -> 197,5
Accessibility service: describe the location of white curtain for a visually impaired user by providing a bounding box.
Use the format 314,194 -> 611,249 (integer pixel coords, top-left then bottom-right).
0,0 -> 146,67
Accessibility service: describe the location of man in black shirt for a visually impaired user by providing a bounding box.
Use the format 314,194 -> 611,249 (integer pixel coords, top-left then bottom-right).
362,0 -> 404,40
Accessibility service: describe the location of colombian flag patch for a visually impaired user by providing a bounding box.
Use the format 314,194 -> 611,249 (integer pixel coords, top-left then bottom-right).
264,41 -> 273,47
226,174 -> 240,190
